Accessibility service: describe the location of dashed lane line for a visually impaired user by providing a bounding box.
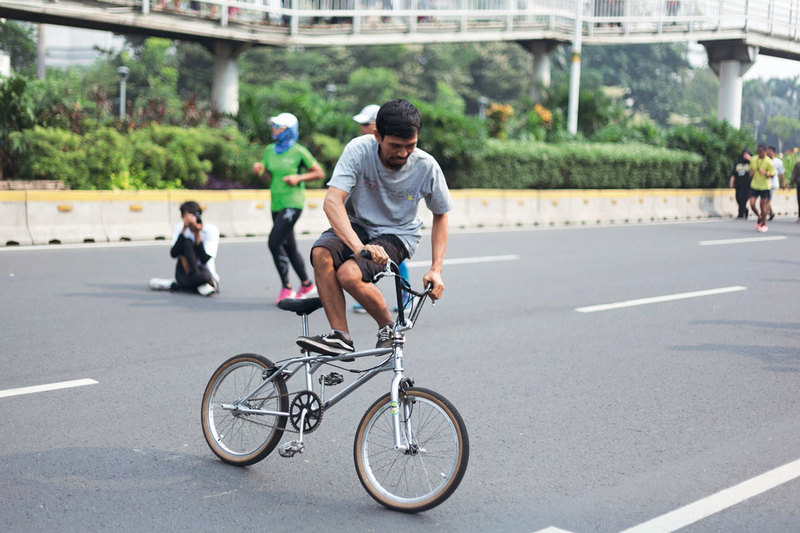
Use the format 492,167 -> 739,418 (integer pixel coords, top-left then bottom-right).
620,457 -> 800,532
698,236 -> 787,246
575,286 -> 747,313
0,378 -> 98,399
406,254 -> 519,268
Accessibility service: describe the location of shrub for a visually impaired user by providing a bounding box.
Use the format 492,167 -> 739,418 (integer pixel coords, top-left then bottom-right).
10,126 -> 89,188
414,100 -> 486,186
308,133 -> 345,187
666,117 -> 753,187
455,140 -> 703,189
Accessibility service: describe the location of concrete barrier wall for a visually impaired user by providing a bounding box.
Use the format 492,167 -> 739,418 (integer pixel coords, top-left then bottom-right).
0,191 -> 32,245
26,191 -> 107,245
102,190 -> 172,242
1,188 -> 798,246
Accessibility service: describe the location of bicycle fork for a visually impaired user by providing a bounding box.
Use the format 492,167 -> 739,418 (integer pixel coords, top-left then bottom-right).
390,346 -> 417,453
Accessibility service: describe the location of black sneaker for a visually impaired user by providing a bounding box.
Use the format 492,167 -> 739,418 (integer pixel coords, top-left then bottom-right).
376,324 -> 404,349
297,331 -> 354,356
768,212 -> 775,221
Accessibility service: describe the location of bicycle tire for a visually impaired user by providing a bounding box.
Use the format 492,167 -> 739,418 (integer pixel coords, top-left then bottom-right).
201,353 -> 288,466
353,387 -> 469,513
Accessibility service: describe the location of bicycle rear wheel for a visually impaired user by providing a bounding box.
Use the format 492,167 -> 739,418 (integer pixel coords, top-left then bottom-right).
201,353 -> 288,466
354,387 -> 469,513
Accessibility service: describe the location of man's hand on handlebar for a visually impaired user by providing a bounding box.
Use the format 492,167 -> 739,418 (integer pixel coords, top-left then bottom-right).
360,244 -> 390,266
422,270 -> 444,300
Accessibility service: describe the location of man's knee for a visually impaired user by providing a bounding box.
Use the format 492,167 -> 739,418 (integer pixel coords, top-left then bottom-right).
336,260 -> 364,291
311,246 -> 334,271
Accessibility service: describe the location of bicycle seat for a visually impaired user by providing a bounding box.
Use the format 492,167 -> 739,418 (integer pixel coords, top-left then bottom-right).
278,297 -> 323,316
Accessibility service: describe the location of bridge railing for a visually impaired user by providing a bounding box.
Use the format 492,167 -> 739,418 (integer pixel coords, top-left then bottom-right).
78,0 -> 800,42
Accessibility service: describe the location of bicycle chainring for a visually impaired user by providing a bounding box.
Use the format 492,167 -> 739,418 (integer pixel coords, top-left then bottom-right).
289,391 -> 323,433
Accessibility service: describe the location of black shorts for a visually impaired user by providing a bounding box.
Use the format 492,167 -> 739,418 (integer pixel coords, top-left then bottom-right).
311,224 -> 409,283
749,188 -> 770,199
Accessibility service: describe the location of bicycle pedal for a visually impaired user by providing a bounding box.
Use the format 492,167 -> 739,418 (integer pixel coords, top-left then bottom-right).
278,440 -> 304,458
319,372 -> 344,386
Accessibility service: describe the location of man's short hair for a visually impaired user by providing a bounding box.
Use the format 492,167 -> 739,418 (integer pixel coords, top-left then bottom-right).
376,99 -> 421,139
180,201 -> 202,216
768,145 -> 777,152
757,143 -> 767,152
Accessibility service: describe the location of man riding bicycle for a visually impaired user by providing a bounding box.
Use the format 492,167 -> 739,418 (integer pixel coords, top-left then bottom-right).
297,99 -> 453,355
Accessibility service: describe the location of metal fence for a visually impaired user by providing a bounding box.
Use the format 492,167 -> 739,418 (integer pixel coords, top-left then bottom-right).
14,0 -> 800,42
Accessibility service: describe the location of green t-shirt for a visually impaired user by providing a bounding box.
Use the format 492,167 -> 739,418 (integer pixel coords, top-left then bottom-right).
263,143 -> 318,211
749,156 -> 775,191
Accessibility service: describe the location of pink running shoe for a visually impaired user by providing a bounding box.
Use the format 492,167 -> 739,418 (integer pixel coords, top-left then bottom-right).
296,282 -> 317,299
276,287 -> 295,303
758,224 -> 768,233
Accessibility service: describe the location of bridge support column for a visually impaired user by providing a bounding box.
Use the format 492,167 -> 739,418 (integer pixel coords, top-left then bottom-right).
701,40 -> 758,129
210,41 -> 248,116
518,40 -> 563,102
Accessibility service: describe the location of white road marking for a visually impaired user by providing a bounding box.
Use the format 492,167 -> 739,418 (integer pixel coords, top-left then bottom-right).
406,254 -> 519,268
620,457 -> 800,532
532,528 -> 576,533
698,236 -> 787,246
0,378 -> 98,399
575,286 -> 747,313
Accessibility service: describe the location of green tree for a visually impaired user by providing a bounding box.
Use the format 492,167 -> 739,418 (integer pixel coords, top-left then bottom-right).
0,21 -> 37,76
346,67 -> 399,107
176,42 -> 213,102
580,43 -> 691,125
765,115 -> 800,153
0,75 -> 35,178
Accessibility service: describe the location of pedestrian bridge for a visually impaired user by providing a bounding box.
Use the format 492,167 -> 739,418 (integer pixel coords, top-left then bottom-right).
2,0 -> 798,123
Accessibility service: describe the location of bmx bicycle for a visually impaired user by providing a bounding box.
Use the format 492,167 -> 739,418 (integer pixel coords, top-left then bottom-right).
200,254 -> 469,513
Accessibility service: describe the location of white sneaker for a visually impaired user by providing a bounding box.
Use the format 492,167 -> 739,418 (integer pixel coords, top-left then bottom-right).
149,278 -> 173,290
197,283 -> 216,296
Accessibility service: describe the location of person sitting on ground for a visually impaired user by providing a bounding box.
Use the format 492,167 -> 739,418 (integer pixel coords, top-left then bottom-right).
296,99 -> 453,356
149,201 -> 220,296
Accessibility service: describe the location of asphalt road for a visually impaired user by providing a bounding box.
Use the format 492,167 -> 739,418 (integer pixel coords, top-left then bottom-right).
1,217 -> 799,532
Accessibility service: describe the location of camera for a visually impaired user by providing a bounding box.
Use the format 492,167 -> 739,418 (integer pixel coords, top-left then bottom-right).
194,212 -> 202,225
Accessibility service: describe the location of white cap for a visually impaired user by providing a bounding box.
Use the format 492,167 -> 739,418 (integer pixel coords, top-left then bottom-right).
270,112 -> 298,129
353,104 -> 380,124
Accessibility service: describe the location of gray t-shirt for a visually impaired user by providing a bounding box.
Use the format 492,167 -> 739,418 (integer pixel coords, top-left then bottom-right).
327,134 -> 453,257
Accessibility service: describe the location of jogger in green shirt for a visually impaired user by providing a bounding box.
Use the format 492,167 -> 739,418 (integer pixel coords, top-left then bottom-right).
253,112 -> 324,303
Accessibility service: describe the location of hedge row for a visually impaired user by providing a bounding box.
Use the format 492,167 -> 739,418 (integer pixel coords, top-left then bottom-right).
450,140 -> 706,189
9,125 -> 263,190
9,127 -> 708,190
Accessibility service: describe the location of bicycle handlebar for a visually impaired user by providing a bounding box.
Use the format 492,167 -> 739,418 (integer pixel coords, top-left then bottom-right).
360,249 -> 431,297
359,248 -> 434,327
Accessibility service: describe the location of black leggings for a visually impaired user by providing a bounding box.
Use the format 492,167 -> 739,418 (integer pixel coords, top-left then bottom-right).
269,208 -> 309,287
734,180 -> 750,217
172,235 -> 213,291
797,187 -> 800,216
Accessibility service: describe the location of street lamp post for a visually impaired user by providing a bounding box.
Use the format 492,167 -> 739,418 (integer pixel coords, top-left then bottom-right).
325,83 -> 337,102
567,0 -> 583,136
478,96 -> 489,120
116,66 -> 130,121
754,119 -> 760,142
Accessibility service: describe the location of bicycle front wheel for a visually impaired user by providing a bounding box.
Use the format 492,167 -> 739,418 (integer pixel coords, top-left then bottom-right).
354,387 -> 469,513
201,353 -> 288,466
